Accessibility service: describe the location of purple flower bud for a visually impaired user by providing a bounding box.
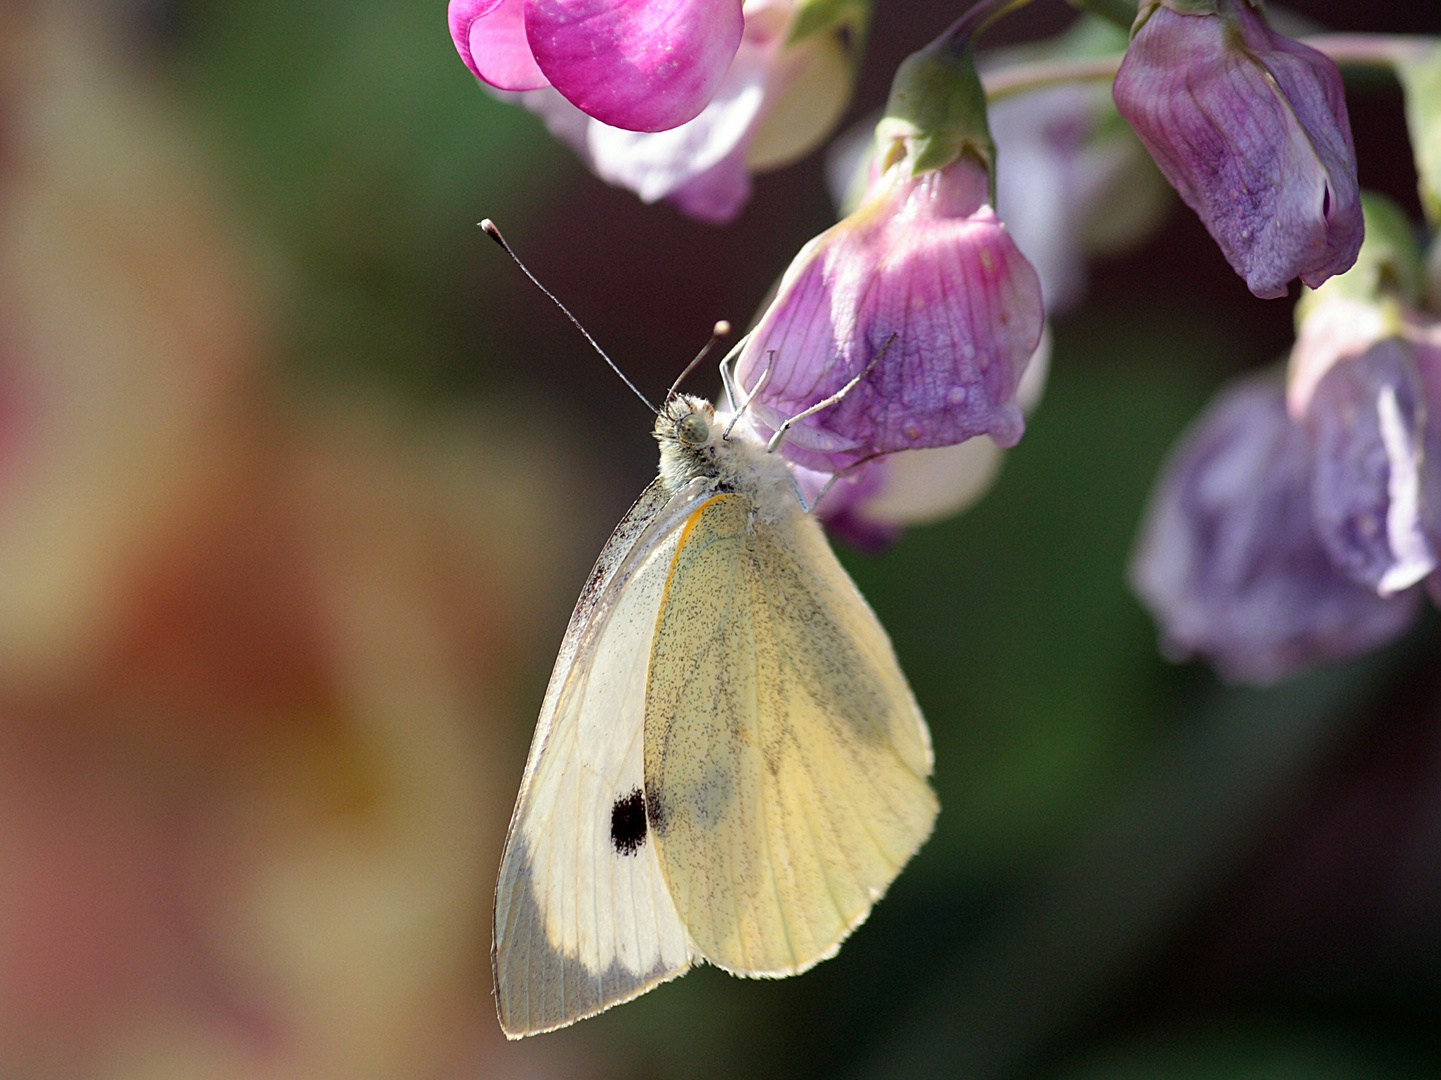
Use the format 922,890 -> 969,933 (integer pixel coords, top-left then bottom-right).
734,152 -> 1044,472
481,0 -> 863,221
1130,372 -> 1418,685
449,0 -> 744,132
1303,339 -> 1437,597
1112,0 -> 1362,299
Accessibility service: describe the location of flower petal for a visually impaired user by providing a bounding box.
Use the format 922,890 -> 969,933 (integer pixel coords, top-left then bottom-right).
1130,371 -> 1417,685
665,149 -> 753,223
1113,0 -> 1361,298
449,0 -> 549,92
526,0 -> 743,132
1306,339 -> 1437,596
737,157 -> 1044,473
584,47 -> 766,202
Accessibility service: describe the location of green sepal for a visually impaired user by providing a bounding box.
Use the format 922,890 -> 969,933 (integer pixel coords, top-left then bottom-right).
1396,40 -> 1441,227
877,44 -> 995,185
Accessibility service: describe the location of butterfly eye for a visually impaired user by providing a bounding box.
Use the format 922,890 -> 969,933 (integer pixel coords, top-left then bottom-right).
676,413 -> 710,446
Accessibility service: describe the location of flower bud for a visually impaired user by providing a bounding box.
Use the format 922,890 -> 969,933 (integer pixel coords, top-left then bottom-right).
734,37 -> 1042,472
1113,0 -> 1362,298
1130,372 -> 1418,685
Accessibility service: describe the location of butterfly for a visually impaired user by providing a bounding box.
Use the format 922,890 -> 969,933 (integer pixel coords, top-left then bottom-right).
491,360 -> 938,1038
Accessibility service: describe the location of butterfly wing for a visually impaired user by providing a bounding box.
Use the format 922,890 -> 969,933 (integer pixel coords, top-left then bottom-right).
493,478 -> 710,1038
643,493 -> 937,975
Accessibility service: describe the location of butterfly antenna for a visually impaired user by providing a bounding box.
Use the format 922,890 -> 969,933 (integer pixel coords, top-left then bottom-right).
664,320 -> 731,403
480,219 -> 657,415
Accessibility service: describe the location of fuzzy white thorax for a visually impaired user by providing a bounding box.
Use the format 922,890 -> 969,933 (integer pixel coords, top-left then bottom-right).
654,394 -> 803,524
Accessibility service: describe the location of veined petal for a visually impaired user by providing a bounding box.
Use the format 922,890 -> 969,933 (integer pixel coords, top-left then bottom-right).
449,0 -> 548,91
1305,339 -> 1436,596
526,0 -> 744,132
803,325 -> 1049,549
736,155 -> 1043,472
1130,371 -> 1417,685
1113,0 -> 1361,298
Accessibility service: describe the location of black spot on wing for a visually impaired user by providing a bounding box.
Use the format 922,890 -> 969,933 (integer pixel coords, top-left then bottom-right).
610,788 -> 648,855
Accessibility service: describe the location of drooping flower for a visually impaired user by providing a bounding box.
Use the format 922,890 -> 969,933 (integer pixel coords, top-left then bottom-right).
1133,194 -> 1441,684
1129,371 -> 1420,685
1112,0 -> 1362,299
448,0 -> 744,132
479,0 -> 866,222
734,39 -> 1044,472
1285,193 -> 1440,597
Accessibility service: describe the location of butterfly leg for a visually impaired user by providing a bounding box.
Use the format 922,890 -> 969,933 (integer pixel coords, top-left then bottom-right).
717,333 -> 753,415
764,333 -> 898,455
723,353 -> 774,440
789,470 -> 842,514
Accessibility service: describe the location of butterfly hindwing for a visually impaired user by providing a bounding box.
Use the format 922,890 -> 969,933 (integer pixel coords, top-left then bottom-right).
642,492 -> 937,976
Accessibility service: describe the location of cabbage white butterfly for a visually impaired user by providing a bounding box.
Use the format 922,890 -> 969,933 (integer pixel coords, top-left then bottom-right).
483,222 -> 937,1038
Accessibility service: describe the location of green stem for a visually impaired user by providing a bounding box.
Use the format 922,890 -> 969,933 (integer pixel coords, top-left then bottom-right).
940,0 -> 1041,52
976,33 -> 1438,103
982,53 -> 1124,101
1303,32 -> 1436,70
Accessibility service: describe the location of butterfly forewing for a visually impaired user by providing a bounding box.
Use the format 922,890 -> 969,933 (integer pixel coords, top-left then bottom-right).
642,493 -> 937,976
493,479 -> 710,1038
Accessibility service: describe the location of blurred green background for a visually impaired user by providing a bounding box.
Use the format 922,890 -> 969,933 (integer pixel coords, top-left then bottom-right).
1,0 -> 1439,1078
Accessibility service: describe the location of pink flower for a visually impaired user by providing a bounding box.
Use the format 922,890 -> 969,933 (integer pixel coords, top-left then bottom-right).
734,149 -> 1043,472
449,0 -> 743,132
492,0 -> 864,222
1113,0 -> 1362,298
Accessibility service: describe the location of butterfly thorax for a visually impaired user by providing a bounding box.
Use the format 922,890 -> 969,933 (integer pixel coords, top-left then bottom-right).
654,394 -> 799,524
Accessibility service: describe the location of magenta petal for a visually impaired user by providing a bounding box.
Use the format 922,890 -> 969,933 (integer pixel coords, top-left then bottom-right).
526,0 -> 743,132
737,158 -> 1043,473
450,0 -> 548,91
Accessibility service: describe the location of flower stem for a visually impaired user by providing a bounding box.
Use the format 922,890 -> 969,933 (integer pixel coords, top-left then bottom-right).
941,0 -> 1041,51
976,33 -> 1438,103
982,54 -> 1123,101
1303,33 -> 1436,70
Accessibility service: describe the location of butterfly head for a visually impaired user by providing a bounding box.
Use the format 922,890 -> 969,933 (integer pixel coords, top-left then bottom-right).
655,394 -> 734,489
655,394 -> 717,448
